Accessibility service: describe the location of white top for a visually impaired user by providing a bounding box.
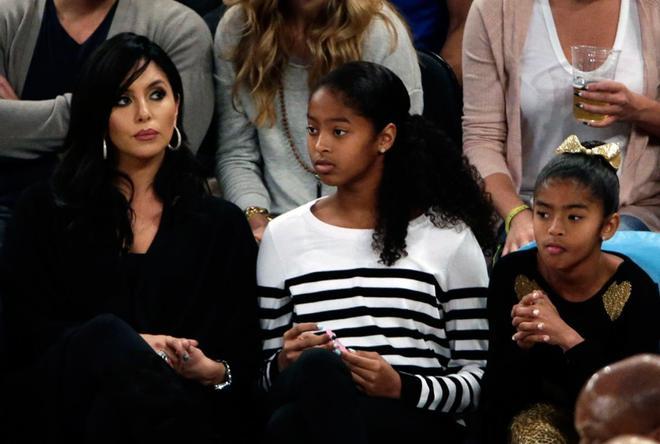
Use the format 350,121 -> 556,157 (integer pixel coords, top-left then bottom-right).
257,199 -> 489,413
519,0 -> 643,201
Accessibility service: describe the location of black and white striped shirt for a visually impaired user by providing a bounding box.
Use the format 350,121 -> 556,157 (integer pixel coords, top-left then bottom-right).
257,200 -> 489,413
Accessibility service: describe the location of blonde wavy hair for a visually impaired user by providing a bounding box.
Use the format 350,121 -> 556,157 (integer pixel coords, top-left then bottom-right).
225,0 -> 399,127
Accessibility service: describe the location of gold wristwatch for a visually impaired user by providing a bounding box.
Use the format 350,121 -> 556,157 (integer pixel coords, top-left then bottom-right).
244,206 -> 272,221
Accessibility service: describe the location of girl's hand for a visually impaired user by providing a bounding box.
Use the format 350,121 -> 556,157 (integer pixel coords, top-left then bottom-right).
0,75 -> 18,100
140,333 -> 198,369
276,323 -> 332,371
341,350 -> 401,399
577,80 -> 646,127
503,209 -> 534,256
511,291 -> 584,351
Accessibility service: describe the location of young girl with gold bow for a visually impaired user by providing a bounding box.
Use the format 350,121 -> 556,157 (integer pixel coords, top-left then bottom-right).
480,136 -> 660,443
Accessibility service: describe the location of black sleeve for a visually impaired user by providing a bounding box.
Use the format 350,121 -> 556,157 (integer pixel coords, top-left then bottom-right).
563,263 -> 660,392
480,254 -> 534,444
189,198 -> 260,399
0,185 -> 79,365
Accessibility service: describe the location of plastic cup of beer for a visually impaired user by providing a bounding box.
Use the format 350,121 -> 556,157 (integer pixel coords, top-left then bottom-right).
571,45 -> 621,122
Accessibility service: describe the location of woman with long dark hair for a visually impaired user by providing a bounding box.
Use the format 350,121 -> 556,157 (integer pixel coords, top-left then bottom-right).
0,33 -> 259,443
257,61 -> 496,444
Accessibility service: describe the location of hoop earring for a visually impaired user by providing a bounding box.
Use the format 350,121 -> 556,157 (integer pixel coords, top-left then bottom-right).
168,126 -> 181,151
102,138 -> 108,160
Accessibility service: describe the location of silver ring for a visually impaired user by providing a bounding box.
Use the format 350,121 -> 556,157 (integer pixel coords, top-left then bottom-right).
157,350 -> 169,362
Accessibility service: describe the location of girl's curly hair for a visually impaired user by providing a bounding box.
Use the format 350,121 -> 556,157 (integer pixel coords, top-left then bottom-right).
314,61 -> 497,265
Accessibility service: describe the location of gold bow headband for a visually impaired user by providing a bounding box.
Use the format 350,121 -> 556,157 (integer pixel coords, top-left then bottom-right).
555,135 -> 621,170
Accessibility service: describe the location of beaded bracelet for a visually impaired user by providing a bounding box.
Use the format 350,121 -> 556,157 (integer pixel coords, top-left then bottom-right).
212,359 -> 232,391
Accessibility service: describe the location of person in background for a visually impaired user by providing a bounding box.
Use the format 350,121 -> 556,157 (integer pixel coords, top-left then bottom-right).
462,0 -> 660,257
214,0 -> 422,241
390,0 -> 472,81
0,0 -> 214,248
0,33 -> 258,443
258,61 -> 494,444
482,139 -> 660,443
575,354 -> 660,444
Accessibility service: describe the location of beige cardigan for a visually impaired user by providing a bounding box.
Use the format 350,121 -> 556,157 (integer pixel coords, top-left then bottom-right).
462,0 -> 660,231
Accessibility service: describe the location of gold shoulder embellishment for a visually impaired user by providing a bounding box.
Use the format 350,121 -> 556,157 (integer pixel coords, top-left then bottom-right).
510,403 -> 571,444
514,275 -> 541,301
602,281 -> 632,321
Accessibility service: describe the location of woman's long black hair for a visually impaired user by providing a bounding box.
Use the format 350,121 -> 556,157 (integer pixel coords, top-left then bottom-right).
313,61 -> 496,265
52,33 -> 206,251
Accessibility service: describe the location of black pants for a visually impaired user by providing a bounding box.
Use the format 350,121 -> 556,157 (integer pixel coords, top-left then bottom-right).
265,348 -> 465,444
2,314 -> 227,444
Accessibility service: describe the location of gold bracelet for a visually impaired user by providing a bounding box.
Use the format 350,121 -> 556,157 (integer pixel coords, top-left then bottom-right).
505,204 -> 530,234
245,206 -> 271,221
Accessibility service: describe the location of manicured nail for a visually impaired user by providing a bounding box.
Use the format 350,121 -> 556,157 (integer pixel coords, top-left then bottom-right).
537,322 -> 544,330
333,348 -> 341,355
574,91 -> 582,97
182,353 -> 190,362
532,309 -> 540,316
348,348 -> 356,353
543,335 -> 550,342
512,334 -> 517,341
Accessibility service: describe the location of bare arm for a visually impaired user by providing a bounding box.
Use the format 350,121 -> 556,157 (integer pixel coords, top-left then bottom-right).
440,0 -> 473,83
484,173 -> 534,255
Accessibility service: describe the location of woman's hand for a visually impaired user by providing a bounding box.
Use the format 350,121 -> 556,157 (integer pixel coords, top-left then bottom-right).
577,80 -> 647,127
276,323 -> 332,371
248,213 -> 270,243
177,346 -> 227,386
0,75 -> 18,100
341,350 -> 402,399
503,209 -> 534,256
511,291 -> 584,351
140,333 -> 198,370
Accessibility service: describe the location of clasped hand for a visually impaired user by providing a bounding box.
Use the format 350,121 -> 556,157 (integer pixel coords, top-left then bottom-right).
0,75 -> 18,100
510,291 -> 584,351
140,333 -> 225,386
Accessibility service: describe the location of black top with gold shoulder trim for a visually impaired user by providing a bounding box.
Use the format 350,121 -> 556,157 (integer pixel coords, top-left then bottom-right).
481,248 -> 660,444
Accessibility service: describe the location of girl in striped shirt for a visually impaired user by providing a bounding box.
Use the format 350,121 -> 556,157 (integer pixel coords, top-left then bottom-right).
257,61 -> 496,444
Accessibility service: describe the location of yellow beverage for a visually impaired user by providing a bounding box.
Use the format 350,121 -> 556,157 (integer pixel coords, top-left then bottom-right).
573,86 -> 607,122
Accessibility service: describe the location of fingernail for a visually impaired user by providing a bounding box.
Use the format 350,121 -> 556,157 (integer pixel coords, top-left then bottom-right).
348,348 -> 356,353
537,322 -> 544,330
582,121 -> 590,126
512,334 -> 517,341
574,91 -> 582,97
316,324 -> 324,330
333,348 -> 341,355
532,309 -> 540,316
183,353 -> 190,362
543,335 -> 550,342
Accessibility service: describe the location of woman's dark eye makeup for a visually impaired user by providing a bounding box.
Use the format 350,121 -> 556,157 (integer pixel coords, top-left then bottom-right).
150,88 -> 166,100
116,96 -> 131,106
115,87 -> 167,107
